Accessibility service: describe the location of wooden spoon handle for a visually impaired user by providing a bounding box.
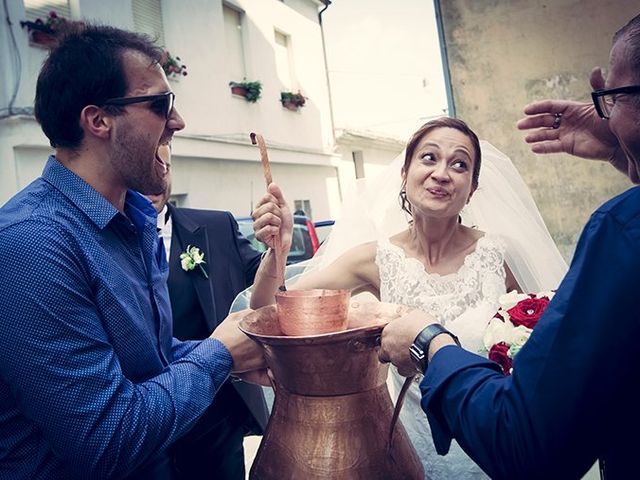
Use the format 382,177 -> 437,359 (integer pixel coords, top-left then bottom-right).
250,132 -> 285,290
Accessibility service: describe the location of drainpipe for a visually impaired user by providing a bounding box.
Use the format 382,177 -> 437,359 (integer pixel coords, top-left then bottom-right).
433,0 -> 456,117
318,0 -> 336,144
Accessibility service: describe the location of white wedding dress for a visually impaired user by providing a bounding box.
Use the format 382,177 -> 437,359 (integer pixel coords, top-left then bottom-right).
377,235 -> 507,479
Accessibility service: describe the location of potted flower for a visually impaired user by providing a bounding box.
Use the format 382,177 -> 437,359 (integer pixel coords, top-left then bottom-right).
280,91 -> 306,111
229,80 -> 262,103
161,49 -> 187,78
20,10 -> 71,47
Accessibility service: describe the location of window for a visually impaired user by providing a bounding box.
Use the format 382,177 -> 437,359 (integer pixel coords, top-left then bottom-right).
274,30 -> 295,90
24,0 -> 71,21
132,0 -> 165,46
223,4 -> 246,80
352,151 -> 365,179
168,194 -> 187,208
294,199 -> 312,219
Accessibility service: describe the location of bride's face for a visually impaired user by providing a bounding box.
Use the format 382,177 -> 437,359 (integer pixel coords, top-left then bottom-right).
402,127 -> 476,220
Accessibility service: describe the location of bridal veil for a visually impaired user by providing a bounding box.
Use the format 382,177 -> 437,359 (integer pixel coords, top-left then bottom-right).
305,141 -> 568,294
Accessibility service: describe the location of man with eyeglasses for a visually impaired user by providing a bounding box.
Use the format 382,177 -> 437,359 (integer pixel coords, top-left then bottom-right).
378,13 -> 640,480
0,24 -> 270,479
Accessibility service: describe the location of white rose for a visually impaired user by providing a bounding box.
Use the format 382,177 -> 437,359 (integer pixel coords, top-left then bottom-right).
180,256 -> 193,271
498,290 -> 530,310
537,290 -> 555,301
511,325 -> 532,347
482,318 -> 514,350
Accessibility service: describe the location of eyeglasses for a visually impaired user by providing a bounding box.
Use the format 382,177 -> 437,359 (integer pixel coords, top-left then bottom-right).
591,85 -> 640,119
101,92 -> 175,119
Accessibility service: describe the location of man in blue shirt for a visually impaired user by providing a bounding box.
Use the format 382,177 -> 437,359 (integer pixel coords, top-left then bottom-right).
0,25 -> 268,479
379,13 -> 640,480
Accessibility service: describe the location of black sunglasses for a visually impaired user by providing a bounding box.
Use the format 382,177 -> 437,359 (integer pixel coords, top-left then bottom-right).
591,85 -> 640,119
101,92 -> 175,119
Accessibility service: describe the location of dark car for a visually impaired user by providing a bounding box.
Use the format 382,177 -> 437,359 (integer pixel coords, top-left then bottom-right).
236,215 -> 321,264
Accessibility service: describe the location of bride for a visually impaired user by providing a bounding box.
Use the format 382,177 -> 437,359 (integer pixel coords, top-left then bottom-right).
250,117 -> 567,479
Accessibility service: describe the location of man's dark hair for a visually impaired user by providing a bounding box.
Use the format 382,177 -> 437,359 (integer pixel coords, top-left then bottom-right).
34,24 -> 164,149
614,13 -> 640,81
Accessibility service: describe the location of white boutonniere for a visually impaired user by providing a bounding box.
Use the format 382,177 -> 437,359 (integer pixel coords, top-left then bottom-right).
179,245 -> 209,279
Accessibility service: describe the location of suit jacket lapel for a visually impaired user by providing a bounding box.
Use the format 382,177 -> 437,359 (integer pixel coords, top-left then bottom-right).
168,205 -> 218,332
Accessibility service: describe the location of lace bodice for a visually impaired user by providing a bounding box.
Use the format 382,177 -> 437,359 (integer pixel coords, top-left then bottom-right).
376,234 -> 506,480
377,234 -> 505,328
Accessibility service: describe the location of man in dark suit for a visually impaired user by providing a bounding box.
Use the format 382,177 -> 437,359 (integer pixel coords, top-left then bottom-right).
149,145 -> 269,479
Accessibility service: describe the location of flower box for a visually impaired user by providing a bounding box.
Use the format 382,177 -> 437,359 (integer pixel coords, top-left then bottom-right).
20,11 -> 72,49
280,91 -> 306,111
161,50 -> 187,78
229,81 -> 262,103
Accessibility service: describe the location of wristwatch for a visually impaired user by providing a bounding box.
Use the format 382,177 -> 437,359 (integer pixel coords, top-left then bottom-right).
409,324 -> 461,373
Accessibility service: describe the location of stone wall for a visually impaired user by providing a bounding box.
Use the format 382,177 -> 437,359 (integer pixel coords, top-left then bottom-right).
438,0 -> 638,260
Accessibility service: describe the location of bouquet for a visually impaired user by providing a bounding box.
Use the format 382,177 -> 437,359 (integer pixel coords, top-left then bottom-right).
481,290 -> 554,375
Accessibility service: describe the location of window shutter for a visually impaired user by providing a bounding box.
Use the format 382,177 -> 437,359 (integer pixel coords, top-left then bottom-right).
23,0 -> 71,22
132,0 -> 165,46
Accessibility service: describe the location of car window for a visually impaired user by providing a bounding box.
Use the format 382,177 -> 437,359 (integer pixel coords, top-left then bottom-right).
236,220 -> 268,253
235,217 -> 314,263
289,224 -> 312,260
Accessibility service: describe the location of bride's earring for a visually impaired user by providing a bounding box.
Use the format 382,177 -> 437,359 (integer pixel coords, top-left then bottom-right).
399,187 -> 413,224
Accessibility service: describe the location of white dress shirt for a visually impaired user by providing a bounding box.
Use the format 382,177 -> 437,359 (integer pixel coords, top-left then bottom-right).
156,205 -> 173,261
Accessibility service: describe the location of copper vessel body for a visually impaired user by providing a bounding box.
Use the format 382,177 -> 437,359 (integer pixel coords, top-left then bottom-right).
240,302 -> 424,479
275,288 -> 351,336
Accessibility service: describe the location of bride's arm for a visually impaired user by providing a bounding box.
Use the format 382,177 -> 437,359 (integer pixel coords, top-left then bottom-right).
249,183 -> 379,308
292,242 -> 380,294
251,242 -> 380,309
250,183 -> 293,309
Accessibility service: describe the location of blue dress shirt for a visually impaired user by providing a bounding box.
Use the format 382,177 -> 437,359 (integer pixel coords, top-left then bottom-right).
420,186 -> 640,479
0,157 -> 233,479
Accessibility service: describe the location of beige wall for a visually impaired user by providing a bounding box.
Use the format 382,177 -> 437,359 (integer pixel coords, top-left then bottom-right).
438,0 -> 637,260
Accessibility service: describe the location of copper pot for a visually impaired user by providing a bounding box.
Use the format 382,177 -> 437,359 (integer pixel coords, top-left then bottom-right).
275,289 -> 350,336
240,301 -> 424,479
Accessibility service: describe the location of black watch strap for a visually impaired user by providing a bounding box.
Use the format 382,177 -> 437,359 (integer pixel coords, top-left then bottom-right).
409,324 -> 461,373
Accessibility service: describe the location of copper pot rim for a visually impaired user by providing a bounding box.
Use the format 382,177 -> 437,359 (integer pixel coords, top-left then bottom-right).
275,288 -> 351,299
239,302 -> 410,345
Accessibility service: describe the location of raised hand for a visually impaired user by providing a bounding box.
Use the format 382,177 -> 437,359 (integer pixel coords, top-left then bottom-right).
516,67 -> 622,164
252,182 -> 293,254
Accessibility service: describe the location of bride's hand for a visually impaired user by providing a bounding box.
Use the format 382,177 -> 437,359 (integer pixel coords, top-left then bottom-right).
252,182 -> 293,253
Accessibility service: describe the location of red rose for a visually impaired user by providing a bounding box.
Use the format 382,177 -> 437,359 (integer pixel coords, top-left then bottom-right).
507,297 -> 549,329
488,342 -> 512,375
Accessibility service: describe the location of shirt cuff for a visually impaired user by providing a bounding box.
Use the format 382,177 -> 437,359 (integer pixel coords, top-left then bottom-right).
189,338 -> 234,387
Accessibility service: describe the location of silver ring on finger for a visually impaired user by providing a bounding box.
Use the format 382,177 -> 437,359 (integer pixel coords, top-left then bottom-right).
552,112 -> 562,129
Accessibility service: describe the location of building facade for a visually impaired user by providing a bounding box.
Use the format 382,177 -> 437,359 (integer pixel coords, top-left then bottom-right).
0,0 -> 340,220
